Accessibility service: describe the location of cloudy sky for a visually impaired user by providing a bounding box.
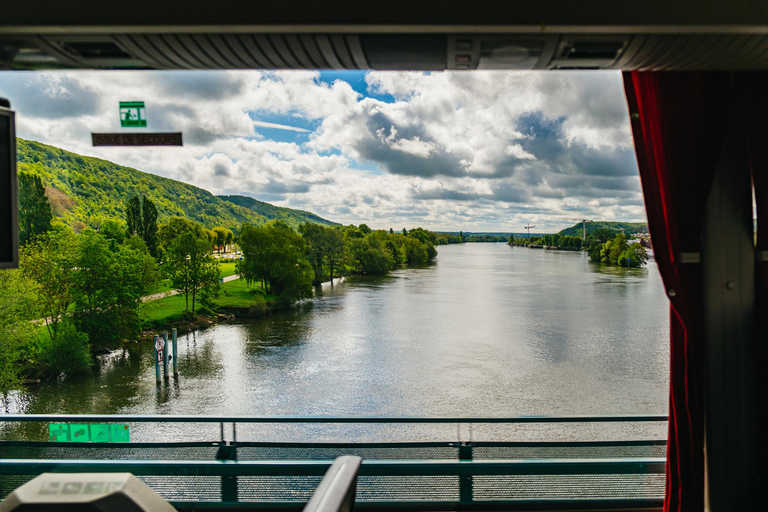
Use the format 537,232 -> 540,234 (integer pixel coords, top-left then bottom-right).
0,69 -> 645,232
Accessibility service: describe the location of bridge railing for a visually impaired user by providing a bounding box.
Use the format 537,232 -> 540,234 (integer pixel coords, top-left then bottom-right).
0,414 -> 668,511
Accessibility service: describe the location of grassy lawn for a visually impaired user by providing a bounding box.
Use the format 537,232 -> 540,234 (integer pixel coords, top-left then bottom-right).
140,294 -> 190,324
141,277 -> 272,326
145,261 -> 238,297
213,278 -> 277,307
219,261 -> 238,278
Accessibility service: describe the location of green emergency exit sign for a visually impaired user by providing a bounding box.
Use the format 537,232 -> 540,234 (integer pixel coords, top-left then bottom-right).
119,101 -> 146,127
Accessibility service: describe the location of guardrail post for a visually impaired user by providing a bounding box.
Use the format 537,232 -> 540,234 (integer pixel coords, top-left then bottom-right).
458,442 -> 473,503
172,328 -> 178,378
216,427 -> 238,504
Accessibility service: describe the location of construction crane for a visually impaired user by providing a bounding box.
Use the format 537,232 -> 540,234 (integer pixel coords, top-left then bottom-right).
560,218 -> 594,240
524,224 -> 536,239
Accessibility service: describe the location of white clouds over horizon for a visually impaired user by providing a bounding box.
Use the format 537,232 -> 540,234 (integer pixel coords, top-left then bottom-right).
0,69 -> 645,232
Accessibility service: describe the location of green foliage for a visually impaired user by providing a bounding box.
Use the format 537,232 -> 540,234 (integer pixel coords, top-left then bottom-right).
589,233 -> 648,268
163,226 -> 221,317
212,226 -> 233,253
34,320 -> 91,378
349,234 -> 393,275
71,230 -> 158,349
558,221 -> 648,239
126,195 -> 142,236
619,243 -> 650,268
17,170 -> 53,246
401,236 -> 429,265
99,219 -> 126,248
17,139 -> 335,231
238,221 -> 313,301
21,227 -> 79,342
0,269 -> 38,393
141,197 -> 159,257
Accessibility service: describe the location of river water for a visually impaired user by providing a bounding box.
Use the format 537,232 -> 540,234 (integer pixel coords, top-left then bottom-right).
4,244 -> 670,442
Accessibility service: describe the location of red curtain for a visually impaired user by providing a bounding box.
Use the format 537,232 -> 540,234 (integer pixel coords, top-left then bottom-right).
623,72 -> 731,512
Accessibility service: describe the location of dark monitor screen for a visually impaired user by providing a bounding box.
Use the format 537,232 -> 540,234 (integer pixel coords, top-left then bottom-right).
0,104 -> 18,269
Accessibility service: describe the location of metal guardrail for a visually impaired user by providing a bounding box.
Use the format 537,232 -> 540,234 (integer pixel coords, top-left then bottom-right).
0,415 -> 668,511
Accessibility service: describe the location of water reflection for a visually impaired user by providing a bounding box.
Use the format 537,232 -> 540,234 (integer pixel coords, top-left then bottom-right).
7,244 -> 670,442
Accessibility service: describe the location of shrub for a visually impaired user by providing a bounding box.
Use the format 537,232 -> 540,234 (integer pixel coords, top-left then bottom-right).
36,321 -> 92,378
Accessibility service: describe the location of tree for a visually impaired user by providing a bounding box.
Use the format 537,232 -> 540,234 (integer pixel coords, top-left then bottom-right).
165,231 -> 220,317
125,195 -> 143,236
212,227 -> 229,254
325,228 -> 345,283
349,233 -> 393,274
21,228 -> 79,343
589,227 -> 614,244
141,197 -> 159,257
17,171 -> 52,246
71,230 -> 158,349
99,220 -> 126,249
238,221 -> 313,301
619,243 -> 649,268
401,236 -> 428,264
299,222 -> 328,285
0,269 -> 38,395
607,233 -> 628,265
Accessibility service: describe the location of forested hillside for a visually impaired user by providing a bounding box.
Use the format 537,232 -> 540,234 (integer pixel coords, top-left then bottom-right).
219,195 -> 337,227
16,138 -> 335,230
558,221 -> 648,238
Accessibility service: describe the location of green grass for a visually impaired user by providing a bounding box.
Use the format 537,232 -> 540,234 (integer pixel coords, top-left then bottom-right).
140,294 -> 190,325
145,261 -> 238,298
140,276 -> 274,326
219,261 -> 238,278
213,278 -> 277,307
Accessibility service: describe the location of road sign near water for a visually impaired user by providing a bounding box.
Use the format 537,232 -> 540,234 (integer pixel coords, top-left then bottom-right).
48,424 -> 130,443
119,101 -> 146,127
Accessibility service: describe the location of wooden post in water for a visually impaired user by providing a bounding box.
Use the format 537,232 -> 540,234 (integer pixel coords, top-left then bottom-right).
162,331 -> 169,380
172,328 -> 178,378
153,334 -> 160,385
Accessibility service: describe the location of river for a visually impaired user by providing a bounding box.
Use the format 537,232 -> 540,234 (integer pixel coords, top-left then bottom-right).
3,244 -> 670,442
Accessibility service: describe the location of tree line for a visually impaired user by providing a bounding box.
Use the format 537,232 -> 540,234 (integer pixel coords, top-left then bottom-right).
236,222 -> 439,306
507,227 -> 650,268
1,171 -> 440,393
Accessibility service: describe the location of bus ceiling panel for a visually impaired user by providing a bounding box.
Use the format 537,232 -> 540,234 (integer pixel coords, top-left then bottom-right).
5,33 -> 768,70
2,0 -> 768,33
615,35 -> 768,70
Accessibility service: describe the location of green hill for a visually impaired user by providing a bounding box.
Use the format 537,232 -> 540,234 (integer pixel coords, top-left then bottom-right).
16,138 -> 335,231
558,221 -> 648,238
218,195 -> 337,227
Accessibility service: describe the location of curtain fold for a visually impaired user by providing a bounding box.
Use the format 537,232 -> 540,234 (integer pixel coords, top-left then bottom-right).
622,72 -> 731,512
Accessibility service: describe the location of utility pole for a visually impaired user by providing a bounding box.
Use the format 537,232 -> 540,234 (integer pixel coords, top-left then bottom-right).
524,224 -> 536,239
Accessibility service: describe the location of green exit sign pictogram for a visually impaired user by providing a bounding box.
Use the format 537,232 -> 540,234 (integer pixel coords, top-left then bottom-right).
119,101 -> 146,127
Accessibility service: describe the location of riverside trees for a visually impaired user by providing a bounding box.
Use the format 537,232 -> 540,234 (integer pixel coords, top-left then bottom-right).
238,220 -> 313,302
18,225 -> 160,381
588,233 -> 649,268
160,217 -> 221,318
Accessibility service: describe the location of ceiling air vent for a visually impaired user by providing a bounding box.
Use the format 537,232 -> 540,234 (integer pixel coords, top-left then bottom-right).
61,41 -> 132,59
548,37 -> 628,69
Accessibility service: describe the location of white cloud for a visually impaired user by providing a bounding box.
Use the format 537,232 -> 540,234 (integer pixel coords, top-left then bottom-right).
0,69 -> 644,232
